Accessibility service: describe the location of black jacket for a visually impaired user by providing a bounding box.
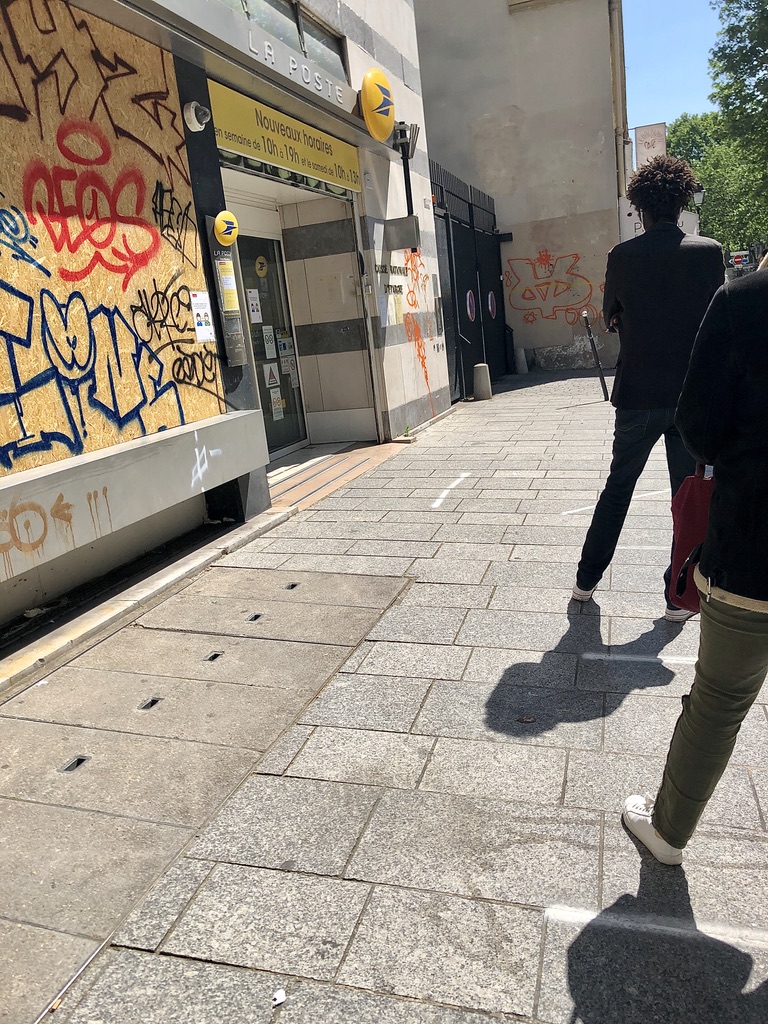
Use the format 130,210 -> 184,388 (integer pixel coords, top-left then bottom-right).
676,269 -> 768,602
603,223 -> 724,409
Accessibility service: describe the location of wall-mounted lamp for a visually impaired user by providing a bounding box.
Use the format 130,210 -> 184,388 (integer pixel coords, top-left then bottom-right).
393,121 -> 422,251
693,184 -> 706,211
184,101 -> 212,133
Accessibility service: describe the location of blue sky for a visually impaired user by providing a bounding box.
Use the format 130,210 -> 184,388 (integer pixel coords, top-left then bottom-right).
624,0 -> 722,130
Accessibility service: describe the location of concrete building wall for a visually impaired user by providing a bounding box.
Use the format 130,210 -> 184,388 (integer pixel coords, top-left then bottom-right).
416,0 -> 627,368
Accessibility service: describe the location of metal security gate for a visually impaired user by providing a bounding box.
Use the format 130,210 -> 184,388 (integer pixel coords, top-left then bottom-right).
431,161 -> 509,399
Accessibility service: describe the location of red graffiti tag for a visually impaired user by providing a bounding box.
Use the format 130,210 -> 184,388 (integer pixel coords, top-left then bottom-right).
404,312 -> 435,418
23,119 -> 160,291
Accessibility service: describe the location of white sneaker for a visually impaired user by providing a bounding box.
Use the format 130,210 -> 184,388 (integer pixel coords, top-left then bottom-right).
572,582 -> 596,602
622,794 -> 683,865
664,604 -> 697,623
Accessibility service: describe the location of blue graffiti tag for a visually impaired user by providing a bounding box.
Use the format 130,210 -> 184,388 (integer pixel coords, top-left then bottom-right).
0,281 -> 184,470
0,193 -> 51,277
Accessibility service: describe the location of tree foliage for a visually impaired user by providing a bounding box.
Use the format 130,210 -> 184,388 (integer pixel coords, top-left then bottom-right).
710,0 -> 768,178
668,112 -> 768,252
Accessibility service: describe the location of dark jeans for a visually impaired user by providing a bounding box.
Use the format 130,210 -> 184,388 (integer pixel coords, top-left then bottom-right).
576,408 -> 694,596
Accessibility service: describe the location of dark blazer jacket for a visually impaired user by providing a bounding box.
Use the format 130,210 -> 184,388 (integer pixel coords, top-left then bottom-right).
603,223 -> 724,409
676,269 -> 768,602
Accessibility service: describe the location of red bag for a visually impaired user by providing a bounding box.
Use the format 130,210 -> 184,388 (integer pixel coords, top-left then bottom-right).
670,464 -> 714,613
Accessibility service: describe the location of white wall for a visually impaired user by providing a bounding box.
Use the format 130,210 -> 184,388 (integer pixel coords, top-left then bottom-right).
416,0 -> 625,366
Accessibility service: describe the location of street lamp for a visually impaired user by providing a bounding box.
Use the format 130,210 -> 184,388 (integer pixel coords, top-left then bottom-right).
693,185 -> 705,210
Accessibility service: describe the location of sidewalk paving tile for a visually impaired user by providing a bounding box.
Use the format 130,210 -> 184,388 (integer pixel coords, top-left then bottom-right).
0,667 -> 304,749
277,553 -> 415,575
456,609 -> 609,653
348,539 -> 442,558
299,674 -> 431,732
432,542 -> 513,562
275,982 -> 517,1023
489,587 -> 586,613
58,951 -> 281,1024
161,864 -> 369,980
358,641 -> 470,680
73,629 -> 348,689
602,823 -> 768,932
419,737 -> 567,804
138,594 -> 381,646
609,617 -> 700,659
483,561 -> 593,589
256,725 -> 314,775
537,906 -> 768,1024
462,649 -> 579,688
565,750 -> 764,830
183,568 -> 406,607
288,727 -> 433,788
367,606 -> 468,644
4,922 -> 99,1024
347,791 -> 600,908
188,775 -> 378,875
399,584 -> 493,609
414,680 -> 603,750
0,719 -> 256,826
406,560 -> 490,584
603,691 -> 768,765
115,858 -> 213,951
0,798 -> 188,936
575,654 -> 696,696
337,886 -> 542,1017
260,538 -> 355,554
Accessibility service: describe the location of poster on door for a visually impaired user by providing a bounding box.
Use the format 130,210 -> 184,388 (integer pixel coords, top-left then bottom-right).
190,291 -> 216,343
270,388 -> 284,421
264,363 -> 280,388
263,325 -> 277,360
247,288 -> 263,324
277,333 -> 295,356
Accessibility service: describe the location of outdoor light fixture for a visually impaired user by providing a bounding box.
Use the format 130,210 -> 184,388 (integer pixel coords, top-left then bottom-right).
693,185 -> 706,210
392,121 -> 422,250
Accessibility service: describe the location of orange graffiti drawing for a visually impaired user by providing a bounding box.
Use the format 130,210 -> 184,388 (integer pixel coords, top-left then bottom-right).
404,248 -> 429,310
505,253 -> 598,326
404,312 -> 435,418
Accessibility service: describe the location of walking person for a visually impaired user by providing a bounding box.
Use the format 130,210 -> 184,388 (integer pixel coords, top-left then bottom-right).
572,155 -> 724,619
623,258 -> 768,863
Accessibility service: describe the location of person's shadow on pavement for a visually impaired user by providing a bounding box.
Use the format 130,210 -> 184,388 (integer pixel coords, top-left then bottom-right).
484,604 -> 685,739
565,856 -> 768,1023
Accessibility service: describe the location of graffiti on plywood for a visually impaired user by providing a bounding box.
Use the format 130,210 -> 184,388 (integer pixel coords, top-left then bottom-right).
505,251 -> 605,329
0,0 -> 223,480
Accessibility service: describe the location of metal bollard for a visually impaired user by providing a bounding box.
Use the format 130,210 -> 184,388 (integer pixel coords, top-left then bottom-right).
473,363 -> 493,401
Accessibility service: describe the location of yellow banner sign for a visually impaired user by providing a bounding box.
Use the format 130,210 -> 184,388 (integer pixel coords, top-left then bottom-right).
209,80 -> 361,192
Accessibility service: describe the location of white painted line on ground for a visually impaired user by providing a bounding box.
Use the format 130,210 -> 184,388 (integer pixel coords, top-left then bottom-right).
561,488 -> 669,516
431,472 -> 471,508
544,904 -> 768,946
615,545 -> 668,551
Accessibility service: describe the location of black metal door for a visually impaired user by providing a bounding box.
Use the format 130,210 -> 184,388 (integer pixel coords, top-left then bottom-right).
475,230 -> 507,380
435,213 -> 462,402
451,219 -> 485,396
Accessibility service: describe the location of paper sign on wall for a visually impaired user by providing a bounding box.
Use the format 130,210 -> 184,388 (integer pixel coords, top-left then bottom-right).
377,293 -> 389,328
270,388 -> 284,421
264,362 -> 280,388
216,259 -> 239,312
190,291 -> 215,342
263,325 -> 277,360
247,288 -> 263,324
277,334 -> 295,356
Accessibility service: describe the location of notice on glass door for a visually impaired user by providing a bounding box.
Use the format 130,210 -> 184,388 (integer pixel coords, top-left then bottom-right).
263,325 -> 277,360
264,362 -> 280,388
247,288 -> 263,324
270,387 -> 284,421
216,259 -> 240,312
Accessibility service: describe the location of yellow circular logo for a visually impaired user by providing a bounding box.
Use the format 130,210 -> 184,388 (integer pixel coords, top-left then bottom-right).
360,69 -> 395,143
255,256 -> 269,278
214,210 -> 239,246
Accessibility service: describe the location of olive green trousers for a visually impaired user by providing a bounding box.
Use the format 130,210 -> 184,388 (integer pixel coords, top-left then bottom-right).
653,594 -> 768,849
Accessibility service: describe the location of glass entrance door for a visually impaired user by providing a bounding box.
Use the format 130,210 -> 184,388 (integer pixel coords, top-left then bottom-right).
238,234 -> 307,454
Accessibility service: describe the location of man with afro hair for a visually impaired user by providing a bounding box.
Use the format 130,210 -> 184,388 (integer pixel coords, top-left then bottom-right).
572,154 -> 724,619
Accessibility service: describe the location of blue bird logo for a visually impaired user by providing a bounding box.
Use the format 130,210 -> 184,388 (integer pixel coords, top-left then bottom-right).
373,85 -> 394,118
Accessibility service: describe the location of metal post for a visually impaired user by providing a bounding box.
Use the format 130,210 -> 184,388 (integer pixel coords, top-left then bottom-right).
581,310 -> 609,402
